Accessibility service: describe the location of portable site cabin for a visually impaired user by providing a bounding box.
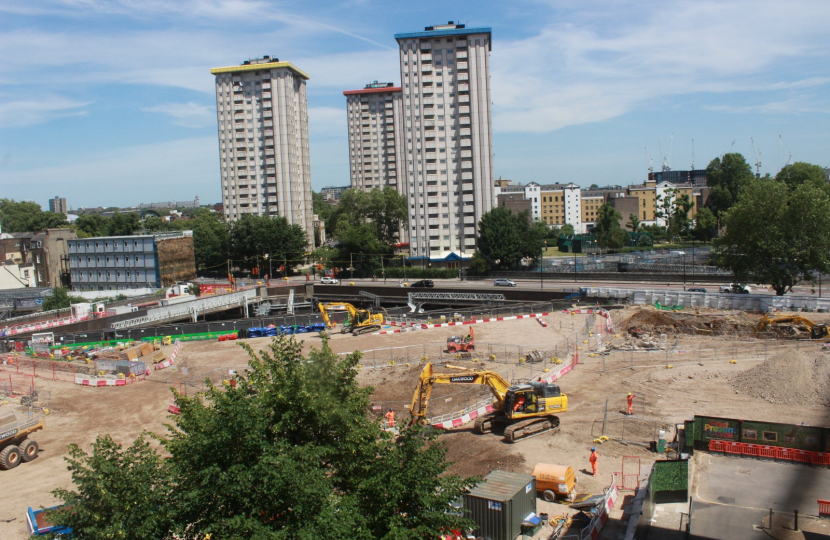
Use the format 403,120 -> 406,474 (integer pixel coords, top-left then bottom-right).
463,470 -> 536,540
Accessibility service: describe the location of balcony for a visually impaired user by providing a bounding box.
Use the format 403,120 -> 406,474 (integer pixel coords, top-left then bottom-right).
463,195 -> 474,203
423,87 -> 434,95
262,92 -> 271,99
459,105 -> 470,114
458,73 -> 469,81
421,65 -> 433,74
458,83 -> 469,92
461,171 -> 473,179
463,205 -> 475,213
460,128 -> 471,136
263,111 -> 272,118
460,138 -> 472,147
464,227 -> 476,235
461,161 -> 473,169
459,117 -> 470,125
458,95 -> 470,103
420,42 -> 431,50
457,62 -> 468,70
455,40 -> 467,48
425,142 -> 436,149
425,152 -> 437,160
456,50 -> 468,59
428,196 -> 439,204
421,53 -> 432,62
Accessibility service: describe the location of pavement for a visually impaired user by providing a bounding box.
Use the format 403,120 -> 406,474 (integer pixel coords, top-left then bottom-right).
676,453 -> 830,540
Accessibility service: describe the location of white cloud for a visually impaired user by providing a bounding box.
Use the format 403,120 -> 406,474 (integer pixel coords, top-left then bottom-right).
142,101 -> 215,128
491,0 -> 830,132
0,95 -> 91,127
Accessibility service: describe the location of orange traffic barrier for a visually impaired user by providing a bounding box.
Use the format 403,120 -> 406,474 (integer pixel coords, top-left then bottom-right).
819,499 -> 830,517
759,446 -> 778,459
741,443 -> 761,457
791,450 -> 811,464
776,447 -> 793,461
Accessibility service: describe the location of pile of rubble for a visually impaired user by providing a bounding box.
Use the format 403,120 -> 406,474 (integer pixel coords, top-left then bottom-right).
730,350 -> 830,407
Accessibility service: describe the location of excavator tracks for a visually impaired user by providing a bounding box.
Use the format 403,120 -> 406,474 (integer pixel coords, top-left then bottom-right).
503,415 -> 560,443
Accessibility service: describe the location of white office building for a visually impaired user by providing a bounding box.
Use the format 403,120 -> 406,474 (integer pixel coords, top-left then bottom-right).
210,56 -> 313,238
395,22 -> 494,268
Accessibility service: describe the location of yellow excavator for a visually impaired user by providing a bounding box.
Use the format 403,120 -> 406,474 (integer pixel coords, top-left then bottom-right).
754,314 -> 830,339
318,302 -> 386,336
409,362 -> 568,442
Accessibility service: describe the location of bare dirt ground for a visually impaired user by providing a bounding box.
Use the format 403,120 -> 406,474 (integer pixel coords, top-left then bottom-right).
2,306 -> 829,539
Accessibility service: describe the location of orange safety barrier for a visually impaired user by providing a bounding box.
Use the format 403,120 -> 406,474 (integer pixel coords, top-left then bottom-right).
758,446 -> 778,459
811,453 -> 830,466
724,442 -> 743,454
708,440 -> 724,452
791,450 -> 811,464
776,447 -> 793,461
819,499 -> 830,517
741,443 -> 761,457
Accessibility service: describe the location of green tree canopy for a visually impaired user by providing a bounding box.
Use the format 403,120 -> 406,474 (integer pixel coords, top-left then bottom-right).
693,206 -> 717,241
592,204 -> 627,249
655,188 -> 693,240
40,287 -> 85,311
108,212 -> 140,236
228,215 -> 308,274
560,223 -> 575,236
715,172 -> 830,295
476,207 -> 543,268
74,214 -> 109,238
0,199 -> 68,233
48,337 -> 475,539
775,162 -> 829,192
705,153 -> 754,226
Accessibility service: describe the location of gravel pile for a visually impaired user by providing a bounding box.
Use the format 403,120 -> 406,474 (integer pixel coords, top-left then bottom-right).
730,351 -> 830,406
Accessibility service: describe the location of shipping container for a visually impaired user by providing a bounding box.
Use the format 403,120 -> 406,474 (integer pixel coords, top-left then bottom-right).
463,470 -> 536,540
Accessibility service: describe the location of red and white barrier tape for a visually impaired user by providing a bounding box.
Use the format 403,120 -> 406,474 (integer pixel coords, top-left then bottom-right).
154,340 -> 182,371
375,312 -> 556,335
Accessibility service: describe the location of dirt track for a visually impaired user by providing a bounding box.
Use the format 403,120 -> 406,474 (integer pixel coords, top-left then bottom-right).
2,307 -> 829,539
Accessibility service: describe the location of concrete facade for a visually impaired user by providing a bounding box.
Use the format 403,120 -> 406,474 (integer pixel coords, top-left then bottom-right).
67,231 -> 195,291
344,82 -> 405,192
48,196 -> 68,214
29,229 -> 77,288
395,23 -> 495,266
0,261 -> 37,289
211,56 -> 313,239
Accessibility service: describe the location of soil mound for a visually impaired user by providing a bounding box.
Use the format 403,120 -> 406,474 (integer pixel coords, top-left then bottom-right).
730,351 -> 830,406
618,308 -> 755,337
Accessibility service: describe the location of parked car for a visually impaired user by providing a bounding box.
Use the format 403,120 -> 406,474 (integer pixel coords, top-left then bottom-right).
320,277 -> 339,284
409,280 -> 434,288
493,278 -> 517,287
687,287 -> 707,293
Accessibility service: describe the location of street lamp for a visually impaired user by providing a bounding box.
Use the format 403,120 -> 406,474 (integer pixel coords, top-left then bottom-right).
683,251 -> 686,291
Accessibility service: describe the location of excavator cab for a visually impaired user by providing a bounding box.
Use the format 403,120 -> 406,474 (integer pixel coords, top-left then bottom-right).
504,382 -> 565,418
811,324 -> 830,340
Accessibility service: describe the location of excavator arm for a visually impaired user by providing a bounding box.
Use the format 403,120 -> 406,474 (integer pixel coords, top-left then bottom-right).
318,302 -> 359,329
755,314 -> 817,335
409,362 -> 511,423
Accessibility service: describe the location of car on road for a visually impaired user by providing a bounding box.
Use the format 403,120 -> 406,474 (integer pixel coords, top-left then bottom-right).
493,278 -> 517,287
409,280 -> 434,288
687,287 -> 707,293
320,277 -> 339,284
720,284 -> 751,294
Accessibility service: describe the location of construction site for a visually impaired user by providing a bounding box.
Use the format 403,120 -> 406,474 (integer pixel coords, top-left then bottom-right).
2,294 -> 830,539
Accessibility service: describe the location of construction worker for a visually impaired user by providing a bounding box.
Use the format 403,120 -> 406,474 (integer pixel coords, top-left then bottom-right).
513,395 -> 526,412
589,447 -> 599,476
385,408 -> 396,428
627,392 -> 637,415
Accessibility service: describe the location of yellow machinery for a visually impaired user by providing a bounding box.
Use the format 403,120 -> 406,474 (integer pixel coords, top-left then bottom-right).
410,362 -> 568,442
0,414 -> 45,470
318,302 -> 386,336
755,314 -> 830,339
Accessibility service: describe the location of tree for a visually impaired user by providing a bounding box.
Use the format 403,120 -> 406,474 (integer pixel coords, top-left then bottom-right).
627,214 -> 641,233
41,287 -> 72,311
188,211 -> 228,271
108,212 -> 140,236
655,188 -> 693,241
469,250 -> 490,274
714,174 -> 830,295
74,214 -> 109,238
48,336 -> 475,538
476,207 -> 528,268
0,199 -> 68,233
592,204 -> 627,249
775,162 -> 829,193
560,223 -> 575,236
229,215 -> 308,275
365,187 -> 407,246
705,153 -> 754,227
692,206 -> 717,241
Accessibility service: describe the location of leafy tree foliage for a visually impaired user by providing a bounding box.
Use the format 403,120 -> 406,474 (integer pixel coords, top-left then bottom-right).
228,214 -> 308,274
48,337 -> 475,539
692,206 -> 717,241
775,162 -> 829,192
655,188 -> 693,240
477,207 -> 544,268
705,153 -> 754,227
40,287 -> 85,311
0,199 -> 68,233
627,214 -> 641,232
592,204 -> 627,249
74,212 -> 140,237
188,211 -> 228,272
560,223 -> 575,236
332,188 -> 407,246
715,173 -> 830,295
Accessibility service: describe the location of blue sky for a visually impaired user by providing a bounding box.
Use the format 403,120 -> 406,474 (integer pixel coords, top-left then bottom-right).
1,0 -> 828,210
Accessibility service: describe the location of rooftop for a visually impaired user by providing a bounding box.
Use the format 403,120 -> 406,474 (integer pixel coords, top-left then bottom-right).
344,82 -> 401,96
210,56 -> 310,80
395,22 -> 492,49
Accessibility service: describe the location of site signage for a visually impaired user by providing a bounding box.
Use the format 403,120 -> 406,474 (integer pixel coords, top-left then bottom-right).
701,417 -> 740,441
449,375 -> 478,383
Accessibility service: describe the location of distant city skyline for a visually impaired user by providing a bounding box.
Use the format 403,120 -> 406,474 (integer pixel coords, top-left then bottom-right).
1,1 -> 828,209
